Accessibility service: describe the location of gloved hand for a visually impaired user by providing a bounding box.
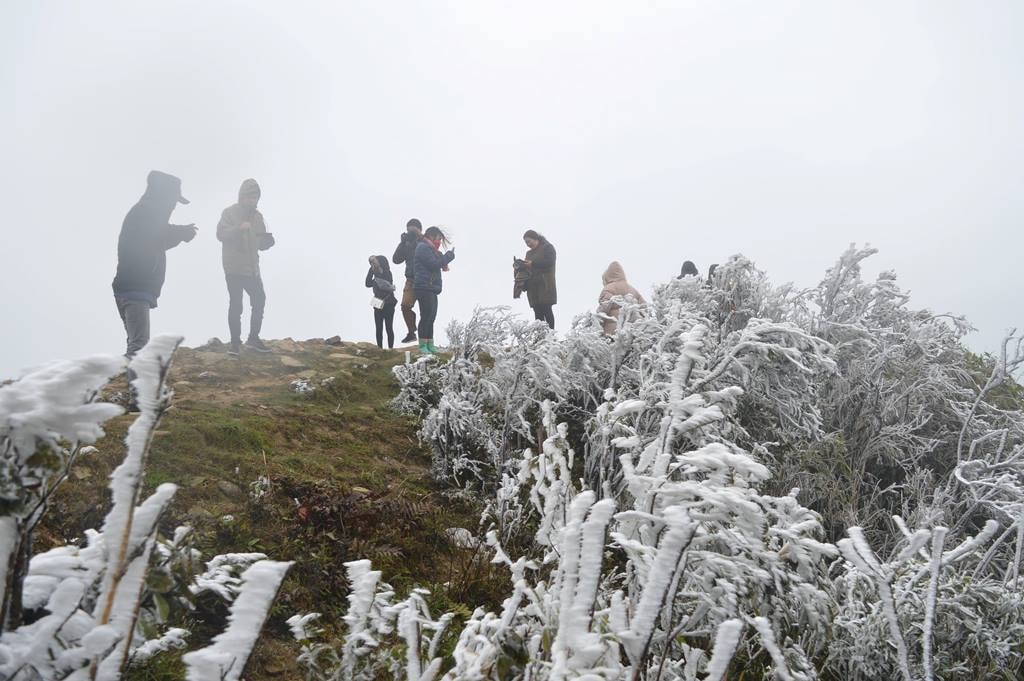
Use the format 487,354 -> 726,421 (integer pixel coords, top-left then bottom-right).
181,224 -> 198,242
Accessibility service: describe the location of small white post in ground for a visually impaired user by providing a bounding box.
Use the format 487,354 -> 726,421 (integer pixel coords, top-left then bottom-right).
405,350 -> 411,365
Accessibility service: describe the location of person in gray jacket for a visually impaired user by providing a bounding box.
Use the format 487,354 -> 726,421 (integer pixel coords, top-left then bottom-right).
217,178 -> 275,355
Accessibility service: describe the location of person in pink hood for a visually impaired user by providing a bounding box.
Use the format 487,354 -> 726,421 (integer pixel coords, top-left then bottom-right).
598,261 -> 645,335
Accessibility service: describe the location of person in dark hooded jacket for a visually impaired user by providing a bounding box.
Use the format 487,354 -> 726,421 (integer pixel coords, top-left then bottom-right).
413,226 -> 455,355
522,229 -> 556,329
112,170 -> 197,359
679,260 -> 699,279
365,255 -> 398,349
392,218 -> 424,343
217,179 -> 275,355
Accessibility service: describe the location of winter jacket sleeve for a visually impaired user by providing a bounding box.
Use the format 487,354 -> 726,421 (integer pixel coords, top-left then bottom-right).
216,208 -> 246,244
393,235 -> 409,264
365,267 -> 376,289
162,224 -> 193,250
443,249 -> 455,265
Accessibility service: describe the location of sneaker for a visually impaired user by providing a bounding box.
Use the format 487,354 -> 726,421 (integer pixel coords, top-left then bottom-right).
227,341 -> 241,356
401,332 -> 418,344
418,341 -> 432,355
245,337 -> 272,353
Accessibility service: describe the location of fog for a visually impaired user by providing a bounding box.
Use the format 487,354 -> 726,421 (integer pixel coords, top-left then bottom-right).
2,1 -> 1022,379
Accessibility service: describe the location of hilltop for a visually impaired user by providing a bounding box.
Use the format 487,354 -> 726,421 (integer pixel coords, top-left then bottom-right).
39,339 -> 492,680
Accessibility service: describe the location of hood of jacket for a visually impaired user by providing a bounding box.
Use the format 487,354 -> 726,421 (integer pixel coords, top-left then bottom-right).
372,255 -> 392,276
238,178 -> 261,201
602,261 -> 626,285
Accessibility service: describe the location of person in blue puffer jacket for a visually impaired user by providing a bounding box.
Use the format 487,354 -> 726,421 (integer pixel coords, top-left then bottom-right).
412,226 -> 455,354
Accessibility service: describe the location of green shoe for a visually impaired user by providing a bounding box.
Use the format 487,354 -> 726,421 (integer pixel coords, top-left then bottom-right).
418,341 -> 431,355
427,342 -> 439,354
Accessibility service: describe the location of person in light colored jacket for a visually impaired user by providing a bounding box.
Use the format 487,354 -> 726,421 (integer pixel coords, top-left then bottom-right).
216,178 -> 275,355
598,261 -> 645,335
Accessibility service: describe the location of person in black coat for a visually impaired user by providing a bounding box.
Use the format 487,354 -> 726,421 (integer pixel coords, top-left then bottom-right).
365,255 -> 398,349
679,260 -> 699,279
392,218 -> 424,343
111,170 -> 197,358
522,229 -> 556,329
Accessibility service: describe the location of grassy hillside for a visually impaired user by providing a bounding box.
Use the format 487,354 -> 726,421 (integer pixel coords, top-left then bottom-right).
40,339 -> 497,680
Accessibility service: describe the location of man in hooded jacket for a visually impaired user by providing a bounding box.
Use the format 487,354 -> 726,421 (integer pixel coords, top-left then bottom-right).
112,170 -> 197,358
217,178 -> 275,355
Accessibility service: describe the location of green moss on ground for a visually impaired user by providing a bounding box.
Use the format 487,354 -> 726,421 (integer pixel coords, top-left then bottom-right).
41,339 -> 496,681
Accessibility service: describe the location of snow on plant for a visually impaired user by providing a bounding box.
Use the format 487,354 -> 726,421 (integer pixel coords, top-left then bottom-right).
376,245 -> 1024,679
0,337 -> 290,680
0,353 -> 124,630
289,560 -> 452,681
183,559 -> 293,681
394,307 -> 570,486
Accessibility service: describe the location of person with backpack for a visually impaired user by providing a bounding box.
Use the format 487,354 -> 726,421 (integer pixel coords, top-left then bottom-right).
522,229 -> 557,329
413,226 -> 455,355
365,255 -> 398,349
216,178 -> 275,356
112,170 -> 197,359
392,218 -> 424,344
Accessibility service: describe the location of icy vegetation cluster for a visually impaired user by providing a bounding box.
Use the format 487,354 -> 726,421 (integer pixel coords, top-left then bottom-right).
304,245 -> 1024,680
0,337 -> 290,680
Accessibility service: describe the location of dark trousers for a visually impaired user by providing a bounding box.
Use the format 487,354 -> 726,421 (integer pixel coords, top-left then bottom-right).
416,291 -> 438,340
533,304 -> 555,329
374,304 -> 396,349
226,274 -> 266,343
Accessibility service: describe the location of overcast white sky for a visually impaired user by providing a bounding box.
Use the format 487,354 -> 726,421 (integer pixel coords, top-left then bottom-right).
2,1 -> 1021,379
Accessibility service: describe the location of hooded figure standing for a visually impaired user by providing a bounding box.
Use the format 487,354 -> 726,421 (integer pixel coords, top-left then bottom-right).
112,170 -> 197,359
598,261 -> 645,336
217,179 -> 275,355
365,255 -> 398,349
392,218 -> 424,343
522,229 -> 557,329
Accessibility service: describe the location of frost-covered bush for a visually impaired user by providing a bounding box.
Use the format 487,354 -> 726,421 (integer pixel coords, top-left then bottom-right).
289,560 -> 453,681
0,337 -> 291,681
364,246 -> 1024,679
393,308 -> 572,487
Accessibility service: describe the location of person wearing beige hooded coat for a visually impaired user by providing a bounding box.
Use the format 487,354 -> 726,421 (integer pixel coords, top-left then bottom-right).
217,178 -> 275,354
598,261 -> 645,335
